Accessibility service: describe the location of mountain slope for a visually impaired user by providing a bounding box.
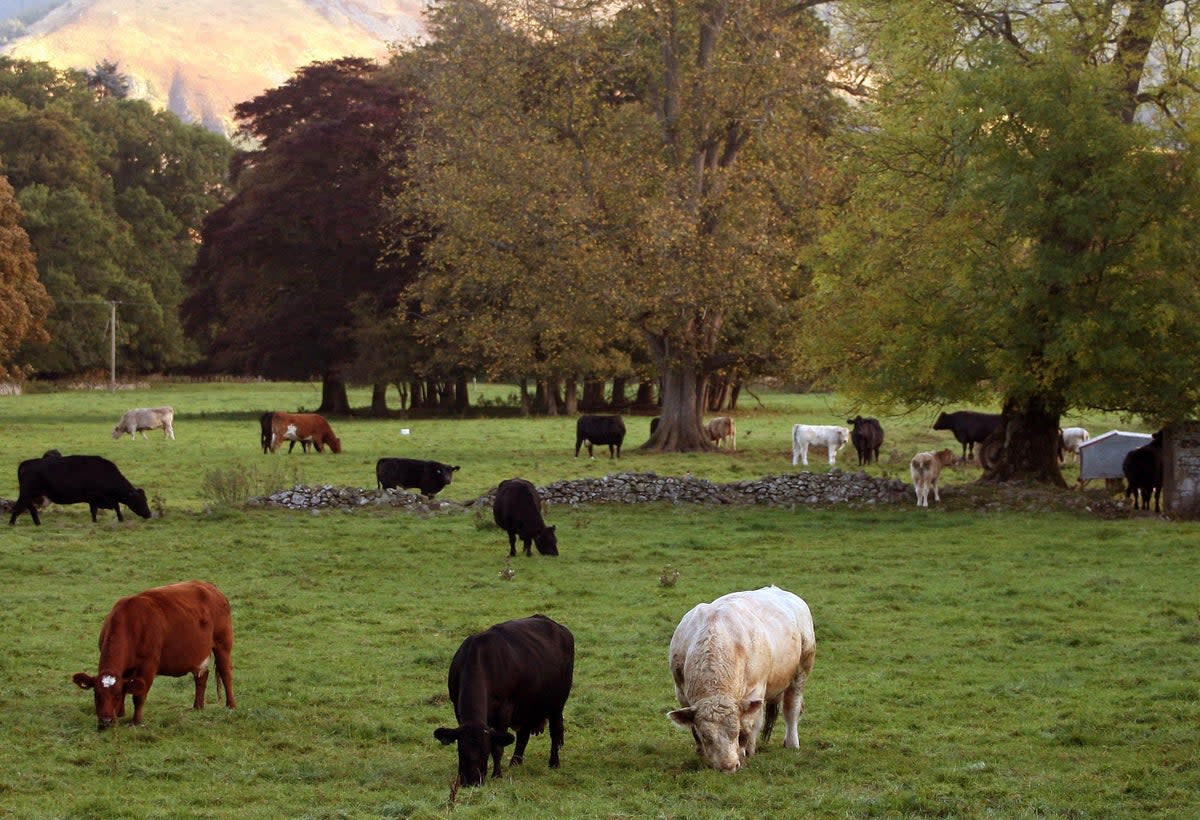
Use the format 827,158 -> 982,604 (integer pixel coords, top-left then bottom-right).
2,0 -> 424,134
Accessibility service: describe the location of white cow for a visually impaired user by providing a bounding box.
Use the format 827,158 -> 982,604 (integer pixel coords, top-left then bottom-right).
1059,427 -> 1090,463
667,586 -> 816,773
705,417 -> 737,450
791,424 -> 849,466
112,407 -> 175,440
909,448 -> 956,507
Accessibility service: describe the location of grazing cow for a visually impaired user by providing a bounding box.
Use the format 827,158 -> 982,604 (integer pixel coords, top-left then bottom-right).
376,457 -> 460,499
112,406 -> 175,440
9,455 -> 151,526
434,615 -> 575,786
493,478 -> 558,557
268,412 -> 341,454
1058,427 -> 1090,464
790,424 -> 850,467
575,415 -> 626,459
73,580 -> 235,728
932,411 -> 1002,460
1123,431 -> 1164,512
17,449 -> 62,510
259,412 -> 309,454
706,417 -> 737,450
668,586 -> 815,773
909,449 -> 957,507
847,416 -> 885,466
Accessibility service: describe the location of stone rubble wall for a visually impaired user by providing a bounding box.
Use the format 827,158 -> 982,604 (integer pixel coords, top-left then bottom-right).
247,470 -> 910,512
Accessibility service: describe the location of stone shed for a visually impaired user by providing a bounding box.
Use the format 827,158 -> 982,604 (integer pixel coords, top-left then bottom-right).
1163,421 -> 1200,517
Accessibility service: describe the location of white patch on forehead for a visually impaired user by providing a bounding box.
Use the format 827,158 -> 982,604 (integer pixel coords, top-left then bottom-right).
100,675 -> 118,688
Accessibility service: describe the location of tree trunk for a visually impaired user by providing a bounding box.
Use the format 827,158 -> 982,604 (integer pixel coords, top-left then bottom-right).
581,379 -> 605,410
611,377 -> 627,409
370,383 -> 389,417
564,377 -> 578,415
980,394 -> 1067,487
641,364 -> 712,452
317,370 -> 352,416
633,380 -> 656,409
393,382 -> 409,411
454,376 -> 470,411
542,378 -> 560,416
519,378 -> 532,416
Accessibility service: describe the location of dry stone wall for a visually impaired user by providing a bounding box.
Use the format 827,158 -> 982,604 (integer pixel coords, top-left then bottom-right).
248,470 -> 910,512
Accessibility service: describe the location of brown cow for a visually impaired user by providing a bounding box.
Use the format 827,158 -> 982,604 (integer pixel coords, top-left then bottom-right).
268,412 -> 341,454
73,580 -> 236,728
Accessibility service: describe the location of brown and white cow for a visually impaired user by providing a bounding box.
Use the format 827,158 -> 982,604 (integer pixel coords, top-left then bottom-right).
73,580 -> 235,728
268,412 -> 341,454
668,586 -> 815,772
909,448 -> 957,507
113,406 -> 175,440
705,417 -> 737,451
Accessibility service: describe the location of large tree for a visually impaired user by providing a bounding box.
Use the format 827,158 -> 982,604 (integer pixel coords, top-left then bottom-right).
184,58 -> 426,414
810,1 -> 1200,485
0,175 -> 50,378
403,0 -> 838,444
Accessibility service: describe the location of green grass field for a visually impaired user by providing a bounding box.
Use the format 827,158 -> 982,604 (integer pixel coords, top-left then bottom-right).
1,383 -> 1196,818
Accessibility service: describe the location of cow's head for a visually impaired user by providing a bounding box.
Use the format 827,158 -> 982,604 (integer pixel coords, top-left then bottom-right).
667,695 -> 762,772
534,525 -> 559,556
434,723 -> 514,786
329,436 -> 343,454
111,425 -> 126,440
124,488 -> 153,519
932,412 -> 950,431
73,671 -> 147,729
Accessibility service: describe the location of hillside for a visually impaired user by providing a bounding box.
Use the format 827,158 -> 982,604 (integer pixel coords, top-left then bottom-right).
1,0 -> 424,134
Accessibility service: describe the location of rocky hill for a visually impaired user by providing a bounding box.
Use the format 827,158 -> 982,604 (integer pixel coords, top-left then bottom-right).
1,0 -> 424,135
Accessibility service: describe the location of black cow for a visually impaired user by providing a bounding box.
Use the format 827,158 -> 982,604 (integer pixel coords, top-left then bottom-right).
9,455 -> 152,526
434,615 -> 574,787
376,457 -> 460,498
259,412 -> 308,454
847,416 -> 885,466
1123,431 -> 1164,512
493,478 -> 558,557
932,411 -> 1002,460
575,415 -> 626,459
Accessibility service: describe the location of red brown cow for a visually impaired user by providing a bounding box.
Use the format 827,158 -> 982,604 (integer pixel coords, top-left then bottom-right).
73,580 -> 236,728
268,412 -> 341,454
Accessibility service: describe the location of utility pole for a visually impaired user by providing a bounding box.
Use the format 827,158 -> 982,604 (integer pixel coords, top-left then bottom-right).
109,300 -> 117,392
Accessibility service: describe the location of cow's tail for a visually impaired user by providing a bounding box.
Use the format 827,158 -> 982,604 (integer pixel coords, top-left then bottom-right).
212,652 -> 224,702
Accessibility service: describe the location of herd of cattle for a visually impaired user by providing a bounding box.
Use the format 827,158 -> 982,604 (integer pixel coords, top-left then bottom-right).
6,407 -> 1166,528
7,401 -> 1170,787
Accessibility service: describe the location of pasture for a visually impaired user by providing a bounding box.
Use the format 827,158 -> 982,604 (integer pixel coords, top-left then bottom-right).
1,383 -> 1197,818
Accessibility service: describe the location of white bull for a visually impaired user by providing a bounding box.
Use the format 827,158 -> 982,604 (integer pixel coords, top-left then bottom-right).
667,586 -> 816,772
112,406 -> 175,440
791,424 -> 849,466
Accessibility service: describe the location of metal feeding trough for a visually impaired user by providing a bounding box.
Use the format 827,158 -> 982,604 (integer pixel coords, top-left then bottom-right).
1078,430 -> 1153,482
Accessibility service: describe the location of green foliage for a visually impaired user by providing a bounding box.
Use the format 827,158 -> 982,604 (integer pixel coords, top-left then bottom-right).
812,3 -> 1200,424
0,384 -> 1196,817
200,458 -> 305,508
0,56 -> 232,376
